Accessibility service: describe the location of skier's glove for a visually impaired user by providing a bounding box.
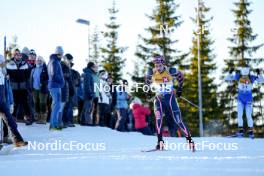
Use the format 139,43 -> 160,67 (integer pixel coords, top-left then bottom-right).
256,69 -> 260,75
176,87 -> 183,97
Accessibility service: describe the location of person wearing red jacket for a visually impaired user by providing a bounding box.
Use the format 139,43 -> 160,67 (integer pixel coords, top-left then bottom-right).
132,103 -> 152,135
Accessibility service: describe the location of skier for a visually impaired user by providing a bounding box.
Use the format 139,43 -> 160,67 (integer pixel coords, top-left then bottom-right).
146,55 -> 195,151
225,67 -> 264,138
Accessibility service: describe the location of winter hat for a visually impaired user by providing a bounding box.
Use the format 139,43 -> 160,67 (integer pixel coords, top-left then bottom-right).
29,49 -> 37,56
55,46 -> 64,55
22,47 -> 30,55
65,53 -> 73,61
133,97 -> 142,105
36,56 -> 45,63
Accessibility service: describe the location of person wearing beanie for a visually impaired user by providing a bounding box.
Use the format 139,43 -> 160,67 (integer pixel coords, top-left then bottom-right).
30,56 -> 49,124
59,54 -> 74,128
55,46 -> 64,56
6,49 -> 33,125
47,48 -> 65,131
0,54 -> 28,147
97,70 -> 112,127
62,54 -> 80,127
80,62 -> 97,125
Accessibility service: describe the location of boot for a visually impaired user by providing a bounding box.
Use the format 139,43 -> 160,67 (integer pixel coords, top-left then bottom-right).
248,127 -> 254,139
34,113 -> 40,123
25,115 -> 34,126
186,136 -> 195,152
36,113 -> 47,124
15,141 -> 28,147
156,140 -> 165,150
236,127 -> 244,137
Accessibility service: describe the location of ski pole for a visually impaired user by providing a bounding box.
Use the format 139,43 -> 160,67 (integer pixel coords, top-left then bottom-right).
180,96 -> 199,109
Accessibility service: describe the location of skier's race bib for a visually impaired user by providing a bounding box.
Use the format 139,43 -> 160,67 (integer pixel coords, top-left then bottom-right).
151,70 -> 174,94
238,76 -> 252,92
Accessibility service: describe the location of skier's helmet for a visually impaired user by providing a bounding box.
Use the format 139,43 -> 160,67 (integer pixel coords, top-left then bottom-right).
153,55 -> 165,64
241,67 -> 250,76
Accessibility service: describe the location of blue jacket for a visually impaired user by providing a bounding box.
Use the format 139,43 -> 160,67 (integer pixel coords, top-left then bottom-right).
116,89 -> 129,109
30,64 -> 49,94
83,68 -> 95,100
47,54 -> 65,89
5,78 -> 14,108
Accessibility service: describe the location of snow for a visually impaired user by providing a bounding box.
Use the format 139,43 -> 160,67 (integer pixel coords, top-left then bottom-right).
0,123 -> 264,176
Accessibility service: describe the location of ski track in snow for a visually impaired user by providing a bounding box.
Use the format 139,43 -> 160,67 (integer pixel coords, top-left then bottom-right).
0,123 -> 264,176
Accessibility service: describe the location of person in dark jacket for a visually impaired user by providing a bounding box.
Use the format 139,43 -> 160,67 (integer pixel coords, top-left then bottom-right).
80,62 -> 97,125
61,54 -> 74,128
30,56 -> 49,124
47,46 -> 65,131
6,49 -> 33,125
27,49 -> 37,121
0,54 -> 28,147
63,54 -> 80,127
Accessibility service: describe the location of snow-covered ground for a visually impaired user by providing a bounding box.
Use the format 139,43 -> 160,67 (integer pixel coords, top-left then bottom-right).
0,123 -> 264,176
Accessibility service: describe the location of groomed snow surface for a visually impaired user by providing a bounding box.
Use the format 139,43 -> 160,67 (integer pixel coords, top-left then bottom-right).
0,123 -> 264,176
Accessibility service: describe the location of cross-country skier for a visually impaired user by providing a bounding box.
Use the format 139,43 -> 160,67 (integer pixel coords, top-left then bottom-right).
225,67 -> 264,138
146,55 -> 195,151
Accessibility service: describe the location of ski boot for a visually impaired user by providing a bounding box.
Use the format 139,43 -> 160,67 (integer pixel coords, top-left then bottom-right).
15,141 -> 28,147
236,127 -> 244,138
248,128 -> 254,139
186,136 -> 195,152
156,140 -> 165,150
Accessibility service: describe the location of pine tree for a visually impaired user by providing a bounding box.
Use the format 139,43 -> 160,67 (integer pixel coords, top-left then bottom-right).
90,27 -> 101,65
132,0 -> 185,102
6,36 -> 19,59
101,1 -> 127,84
220,0 -> 263,135
181,0 -> 219,136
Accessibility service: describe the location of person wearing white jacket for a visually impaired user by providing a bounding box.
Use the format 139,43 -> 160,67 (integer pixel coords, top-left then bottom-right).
96,70 -> 112,127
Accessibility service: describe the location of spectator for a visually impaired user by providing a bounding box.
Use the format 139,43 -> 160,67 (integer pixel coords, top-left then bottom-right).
30,56 -> 49,124
27,49 -> 38,122
61,54 -> 75,127
68,56 -> 81,125
131,100 -> 152,135
97,70 -> 112,127
21,47 -> 30,61
80,62 -> 96,126
91,65 -> 99,125
6,49 -> 33,125
0,54 -> 28,147
27,49 -> 37,68
77,75 -> 84,124
115,80 -> 130,132
47,46 -> 65,131
107,75 -> 117,129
